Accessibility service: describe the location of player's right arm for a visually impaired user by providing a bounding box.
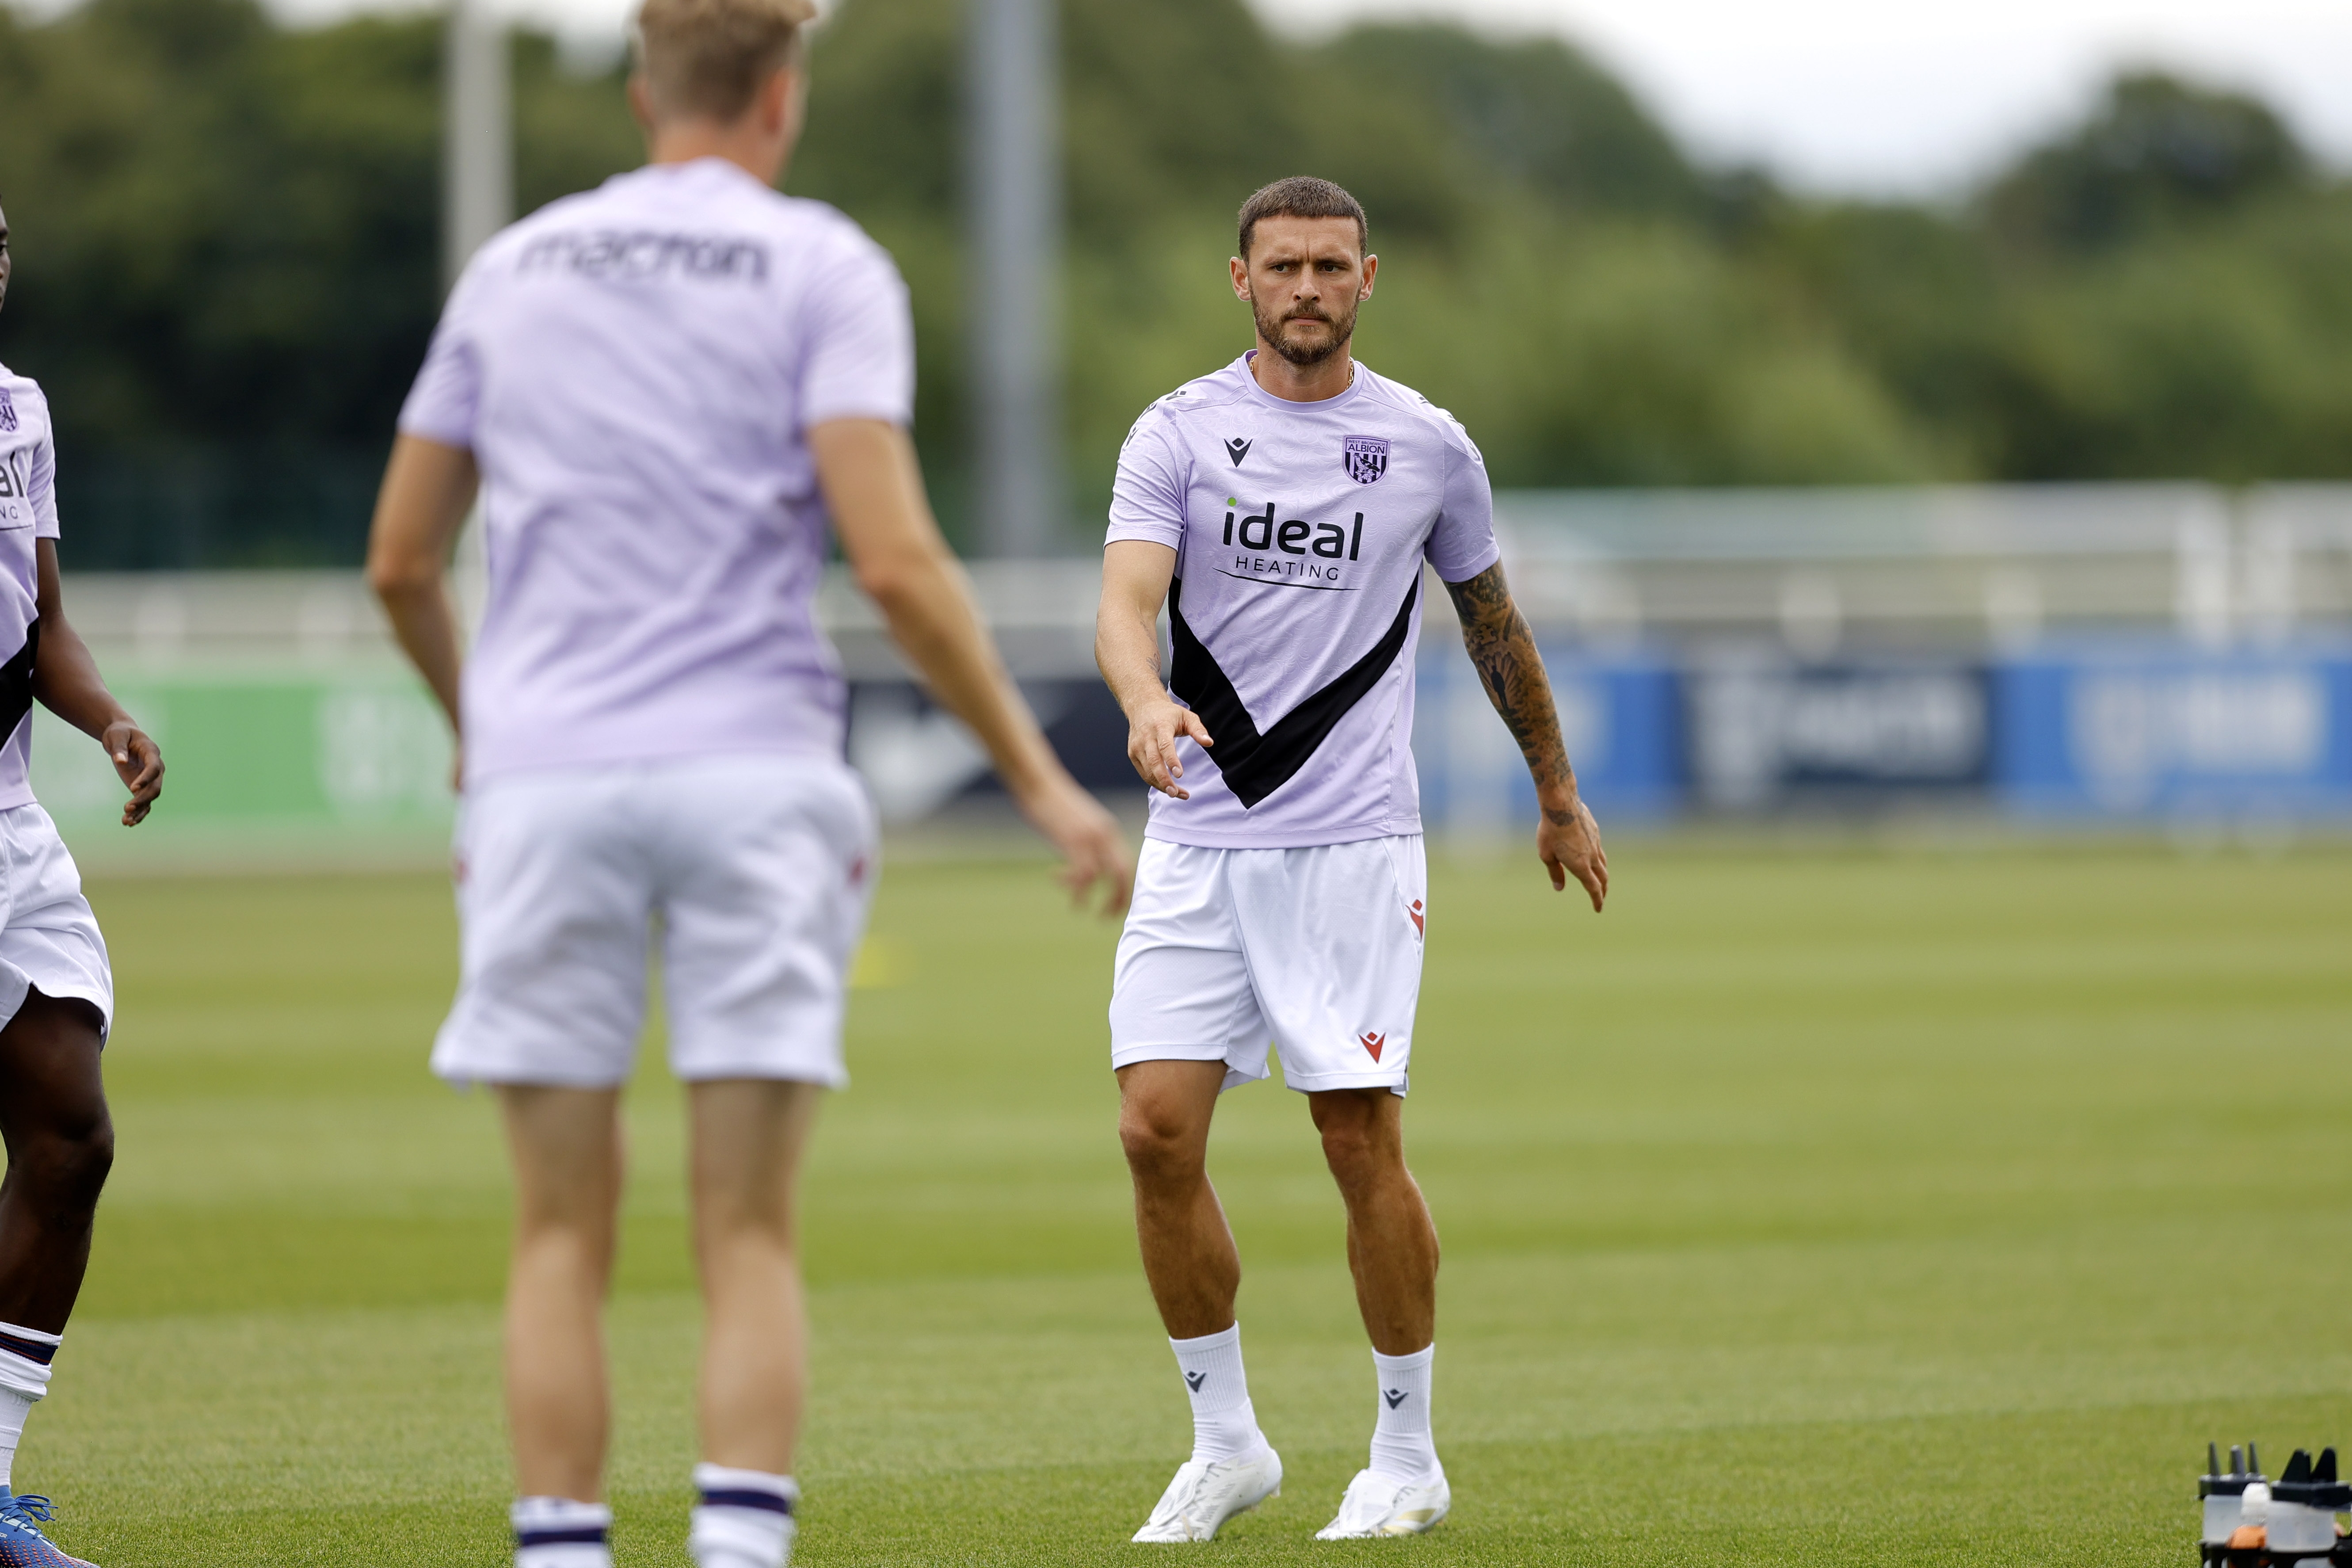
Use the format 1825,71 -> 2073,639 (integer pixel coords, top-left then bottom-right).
366,433 -> 477,755
810,416 -> 1131,915
1095,540 -> 1211,800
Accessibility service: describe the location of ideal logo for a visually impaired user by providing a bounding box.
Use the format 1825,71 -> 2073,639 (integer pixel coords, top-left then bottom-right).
1224,502 -> 1364,561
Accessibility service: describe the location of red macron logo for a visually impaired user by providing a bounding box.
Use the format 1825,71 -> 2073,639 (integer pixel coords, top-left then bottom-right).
1359,1032 -> 1386,1062
1408,899 -> 1424,935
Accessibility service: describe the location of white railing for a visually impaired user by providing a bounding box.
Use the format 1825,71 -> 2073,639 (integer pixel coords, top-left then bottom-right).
53,483 -> 2352,675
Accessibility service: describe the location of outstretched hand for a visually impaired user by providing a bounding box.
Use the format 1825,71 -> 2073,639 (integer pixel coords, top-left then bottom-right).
103,720 -> 164,826
1539,794 -> 1608,911
1018,774 -> 1134,916
1125,697 -> 1212,800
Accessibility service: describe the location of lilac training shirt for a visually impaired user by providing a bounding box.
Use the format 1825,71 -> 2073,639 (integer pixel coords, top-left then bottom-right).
398,158 -> 914,783
0,367 -> 60,812
1106,355 -> 1500,848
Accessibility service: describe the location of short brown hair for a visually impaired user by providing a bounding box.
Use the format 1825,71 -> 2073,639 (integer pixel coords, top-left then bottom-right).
1236,177 -> 1368,259
633,0 -> 815,124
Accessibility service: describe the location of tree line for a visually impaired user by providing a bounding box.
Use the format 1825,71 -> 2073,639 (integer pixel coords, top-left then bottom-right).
3,0 -> 2349,565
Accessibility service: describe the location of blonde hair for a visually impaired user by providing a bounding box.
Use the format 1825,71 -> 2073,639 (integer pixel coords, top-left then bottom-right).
633,0 -> 816,124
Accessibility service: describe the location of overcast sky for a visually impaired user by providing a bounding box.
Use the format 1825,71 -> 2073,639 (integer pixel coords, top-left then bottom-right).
149,0 -> 2352,197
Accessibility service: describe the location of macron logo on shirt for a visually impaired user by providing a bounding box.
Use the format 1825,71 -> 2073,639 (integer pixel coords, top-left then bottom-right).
517,229 -> 771,285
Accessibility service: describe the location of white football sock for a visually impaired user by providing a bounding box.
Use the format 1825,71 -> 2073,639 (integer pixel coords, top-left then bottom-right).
1169,1323 -> 1264,1464
0,1322 -> 60,1491
512,1496 -> 612,1568
690,1464 -> 798,1568
1367,1344 -> 1440,1484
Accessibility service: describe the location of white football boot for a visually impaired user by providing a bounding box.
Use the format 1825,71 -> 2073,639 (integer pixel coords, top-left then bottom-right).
1314,1468 -> 1451,1538
1130,1447 -> 1284,1542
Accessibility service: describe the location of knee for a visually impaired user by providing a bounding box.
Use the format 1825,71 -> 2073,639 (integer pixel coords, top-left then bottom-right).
19,1110 -> 112,1213
1315,1109 -> 1395,1193
1118,1103 -> 1204,1186
1318,1123 -> 1375,1185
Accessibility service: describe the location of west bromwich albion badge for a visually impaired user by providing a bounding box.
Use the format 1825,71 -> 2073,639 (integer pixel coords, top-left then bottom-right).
1342,435 -> 1388,485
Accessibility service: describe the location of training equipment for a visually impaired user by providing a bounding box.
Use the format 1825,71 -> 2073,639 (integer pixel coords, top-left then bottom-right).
1314,1467 -> 1451,1538
1130,1447 -> 1282,1543
2266,1448 -> 2348,1565
0,1490 -> 93,1568
2193,1441 -> 2352,1566
2200,1442 -> 2264,1564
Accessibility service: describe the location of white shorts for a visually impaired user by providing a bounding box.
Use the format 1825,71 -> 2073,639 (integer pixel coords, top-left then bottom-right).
0,805 -> 112,1041
1109,835 -> 1426,1095
432,754 -> 877,1089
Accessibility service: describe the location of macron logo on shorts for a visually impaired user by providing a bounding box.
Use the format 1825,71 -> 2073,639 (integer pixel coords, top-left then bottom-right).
1358,1032 -> 1385,1062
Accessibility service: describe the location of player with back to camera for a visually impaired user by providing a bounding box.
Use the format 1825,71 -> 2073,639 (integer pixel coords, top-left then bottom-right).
1095,177 -> 1609,1543
365,3 -> 1130,1565
0,201 -> 169,1568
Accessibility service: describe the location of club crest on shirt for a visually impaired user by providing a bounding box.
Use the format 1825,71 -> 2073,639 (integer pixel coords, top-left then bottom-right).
0,390 -> 15,435
1342,435 -> 1388,485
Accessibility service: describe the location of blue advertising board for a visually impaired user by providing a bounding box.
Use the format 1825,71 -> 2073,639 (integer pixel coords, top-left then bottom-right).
846,637 -> 2352,830
1683,654 -> 1991,811
1996,641 -> 2352,818
1414,645 -> 1683,828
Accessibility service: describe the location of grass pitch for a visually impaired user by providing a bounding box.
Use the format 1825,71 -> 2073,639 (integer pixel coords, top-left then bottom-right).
15,839 -> 2352,1564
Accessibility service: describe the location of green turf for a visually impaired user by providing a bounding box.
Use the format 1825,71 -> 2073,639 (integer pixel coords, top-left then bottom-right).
12,841 -> 2352,1563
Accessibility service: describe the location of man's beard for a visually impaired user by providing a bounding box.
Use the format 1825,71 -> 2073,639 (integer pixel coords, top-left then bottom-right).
1254,298 -> 1356,367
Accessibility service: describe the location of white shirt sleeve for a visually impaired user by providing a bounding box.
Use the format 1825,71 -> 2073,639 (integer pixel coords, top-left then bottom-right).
1104,410 -> 1188,551
797,232 -> 915,428
397,263 -> 487,450
1424,423 -> 1500,584
28,415 -> 59,542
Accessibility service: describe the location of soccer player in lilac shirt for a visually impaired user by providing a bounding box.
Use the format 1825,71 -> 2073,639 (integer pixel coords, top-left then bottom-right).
0,198 -> 168,1568
1095,178 -> 1608,1542
366,5 -> 1126,1566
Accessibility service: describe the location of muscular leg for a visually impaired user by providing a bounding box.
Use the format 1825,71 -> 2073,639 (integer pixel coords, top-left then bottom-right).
0,990 -> 113,1334
1307,1089 -> 1437,1354
497,1084 -> 624,1502
687,1078 -> 820,1473
1116,1060 -> 1235,1338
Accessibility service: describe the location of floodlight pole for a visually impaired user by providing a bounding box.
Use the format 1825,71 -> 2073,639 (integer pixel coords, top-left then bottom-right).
443,0 -> 511,638
966,0 -> 1064,557
444,0 -> 513,289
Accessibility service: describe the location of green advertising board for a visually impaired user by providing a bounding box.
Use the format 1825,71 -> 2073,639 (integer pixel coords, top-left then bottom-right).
30,667 -> 455,870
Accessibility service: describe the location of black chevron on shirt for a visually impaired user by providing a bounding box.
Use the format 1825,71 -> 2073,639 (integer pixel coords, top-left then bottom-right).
1167,578 -> 1417,809
0,618 -> 38,743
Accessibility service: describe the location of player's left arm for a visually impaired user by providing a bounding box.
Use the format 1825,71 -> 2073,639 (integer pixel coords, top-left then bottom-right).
29,540 -> 163,826
1443,561 -> 1608,911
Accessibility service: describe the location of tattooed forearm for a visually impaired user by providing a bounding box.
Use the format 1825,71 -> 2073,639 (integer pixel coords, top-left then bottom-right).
1444,562 -> 1575,809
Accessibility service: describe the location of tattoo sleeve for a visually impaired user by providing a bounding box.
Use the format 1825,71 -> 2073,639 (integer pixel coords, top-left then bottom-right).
1443,562 -> 1577,814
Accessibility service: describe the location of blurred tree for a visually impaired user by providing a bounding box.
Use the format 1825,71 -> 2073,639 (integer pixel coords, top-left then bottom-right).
0,0 -> 637,564
1313,25 -> 1706,227
4,0 -> 2352,567
1984,72 -> 2310,253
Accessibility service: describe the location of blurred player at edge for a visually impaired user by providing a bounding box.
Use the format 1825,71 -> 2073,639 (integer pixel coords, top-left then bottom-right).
0,201 -> 169,1568
365,1 -> 1129,1563
1095,177 -> 1607,1542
